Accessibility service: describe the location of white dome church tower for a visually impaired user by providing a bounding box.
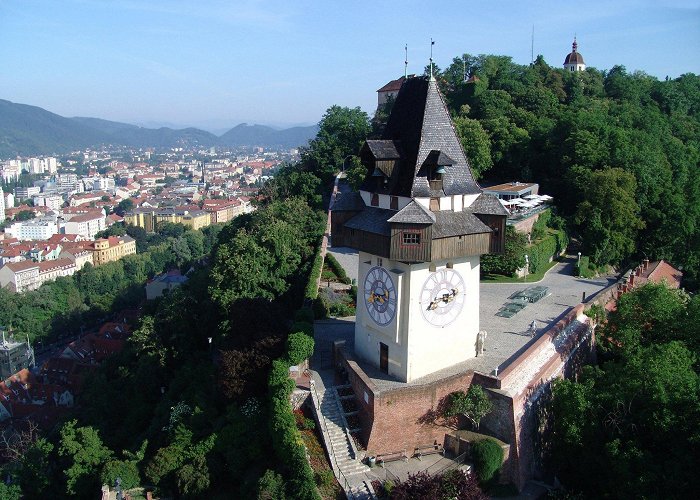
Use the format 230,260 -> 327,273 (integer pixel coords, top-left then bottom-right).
564,37 -> 586,72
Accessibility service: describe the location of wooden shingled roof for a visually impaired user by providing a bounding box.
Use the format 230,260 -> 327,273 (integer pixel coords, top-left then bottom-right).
360,77 -> 482,198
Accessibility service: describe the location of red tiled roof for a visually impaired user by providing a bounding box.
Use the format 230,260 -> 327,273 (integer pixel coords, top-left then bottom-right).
641,260 -> 682,288
68,212 -> 104,223
48,234 -> 80,243
37,258 -> 75,272
3,260 -> 39,272
377,76 -> 406,93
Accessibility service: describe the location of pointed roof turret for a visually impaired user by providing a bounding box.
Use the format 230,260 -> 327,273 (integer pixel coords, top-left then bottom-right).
360,77 -> 481,197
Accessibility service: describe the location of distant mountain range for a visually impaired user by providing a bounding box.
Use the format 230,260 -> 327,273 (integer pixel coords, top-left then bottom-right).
0,99 -> 318,157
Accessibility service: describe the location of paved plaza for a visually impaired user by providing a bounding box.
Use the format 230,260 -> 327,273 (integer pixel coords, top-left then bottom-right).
326,246 -> 614,378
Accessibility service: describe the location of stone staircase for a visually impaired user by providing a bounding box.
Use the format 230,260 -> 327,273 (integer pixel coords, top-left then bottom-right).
309,376 -> 375,499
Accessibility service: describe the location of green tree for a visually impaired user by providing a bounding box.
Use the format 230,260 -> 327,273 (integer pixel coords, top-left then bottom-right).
19,438 -> 54,498
453,113 -> 493,179
572,167 -> 645,266
549,284 -> 700,497
116,198 -> 134,216
300,105 -> 370,184
58,420 -> 113,496
444,385 -> 493,430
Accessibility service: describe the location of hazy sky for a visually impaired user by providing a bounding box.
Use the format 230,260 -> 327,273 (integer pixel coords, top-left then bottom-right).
1,0 -> 698,130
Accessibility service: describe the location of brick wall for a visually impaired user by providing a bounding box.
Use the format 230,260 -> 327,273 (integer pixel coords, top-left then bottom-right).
366,371 -> 475,455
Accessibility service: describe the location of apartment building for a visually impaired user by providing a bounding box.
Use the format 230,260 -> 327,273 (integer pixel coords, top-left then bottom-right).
0,258 -> 77,293
90,235 -> 136,266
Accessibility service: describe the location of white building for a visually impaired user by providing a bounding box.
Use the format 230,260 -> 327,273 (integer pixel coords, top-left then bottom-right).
45,157 -> 58,174
3,192 -> 14,211
87,177 -> 116,192
14,186 -> 40,201
0,188 -> 5,223
33,195 -> 64,211
0,258 -> 77,293
63,211 -> 106,240
6,216 -> 59,241
28,158 -> 43,174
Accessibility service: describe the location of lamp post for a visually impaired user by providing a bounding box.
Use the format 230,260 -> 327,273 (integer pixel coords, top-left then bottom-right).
524,254 -> 529,281
577,251 -> 582,277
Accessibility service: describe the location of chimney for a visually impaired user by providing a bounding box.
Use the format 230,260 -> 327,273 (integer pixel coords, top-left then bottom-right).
629,273 -> 635,287
643,258 -> 650,271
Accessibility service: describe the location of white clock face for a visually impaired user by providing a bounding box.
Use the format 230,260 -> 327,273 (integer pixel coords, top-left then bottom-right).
363,266 -> 397,326
420,268 -> 466,327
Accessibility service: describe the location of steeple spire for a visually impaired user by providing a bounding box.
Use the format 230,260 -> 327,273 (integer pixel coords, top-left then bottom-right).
572,36 -> 578,52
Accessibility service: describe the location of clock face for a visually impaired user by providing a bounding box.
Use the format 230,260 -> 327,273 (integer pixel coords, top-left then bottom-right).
363,266 -> 397,326
420,268 -> 466,327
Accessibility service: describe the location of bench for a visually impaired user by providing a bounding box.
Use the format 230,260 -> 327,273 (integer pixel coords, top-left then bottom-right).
376,450 -> 408,466
413,443 -> 445,460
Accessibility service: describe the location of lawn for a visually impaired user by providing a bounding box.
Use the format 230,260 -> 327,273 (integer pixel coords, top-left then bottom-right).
481,259 -> 559,284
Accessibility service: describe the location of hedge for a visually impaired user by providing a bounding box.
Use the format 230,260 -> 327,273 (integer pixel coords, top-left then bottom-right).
304,251 -> 324,301
528,228 -> 568,274
576,255 -> 596,278
268,327 -> 319,500
324,253 -> 350,284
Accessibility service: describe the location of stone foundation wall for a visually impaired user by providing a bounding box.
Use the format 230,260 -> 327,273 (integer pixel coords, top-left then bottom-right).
366,371 -> 474,455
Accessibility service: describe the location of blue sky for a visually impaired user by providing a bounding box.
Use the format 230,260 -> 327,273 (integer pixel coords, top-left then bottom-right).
1,0 -> 698,131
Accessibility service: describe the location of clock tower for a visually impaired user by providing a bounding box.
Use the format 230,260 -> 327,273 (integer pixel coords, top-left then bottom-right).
331,76 -> 507,383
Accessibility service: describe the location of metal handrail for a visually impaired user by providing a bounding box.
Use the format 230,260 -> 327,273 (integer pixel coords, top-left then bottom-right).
424,451 -> 467,476
306,369 -> 358,499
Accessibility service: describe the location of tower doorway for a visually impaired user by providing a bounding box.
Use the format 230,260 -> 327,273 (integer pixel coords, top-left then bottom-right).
380,343 -> 389,374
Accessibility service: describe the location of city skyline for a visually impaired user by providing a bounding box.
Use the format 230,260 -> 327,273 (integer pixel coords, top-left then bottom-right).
1,0 -> 698,131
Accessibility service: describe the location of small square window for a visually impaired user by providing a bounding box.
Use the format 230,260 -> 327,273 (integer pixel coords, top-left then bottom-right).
377,257 -> 383,267
402,232 -> 420,245
371,193 -> 379,206
390,196 -> 398,210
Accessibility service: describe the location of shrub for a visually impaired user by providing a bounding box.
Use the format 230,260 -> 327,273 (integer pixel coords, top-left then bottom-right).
576,255 -> 595,278
258,469 -> 287,500
312,296 -> 329,319
471,438 -> 503,484
267,311 -> 321,500
314,469 -> 334,487
324,253 -> 348,280
286,332 -> 315,366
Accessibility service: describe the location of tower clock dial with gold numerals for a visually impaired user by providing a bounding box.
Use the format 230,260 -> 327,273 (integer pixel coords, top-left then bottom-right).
363,266 -> 397,326
420,268 -> 466,327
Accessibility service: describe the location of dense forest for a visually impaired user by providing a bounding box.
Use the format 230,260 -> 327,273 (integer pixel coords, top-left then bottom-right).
549,284 -> 700,498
